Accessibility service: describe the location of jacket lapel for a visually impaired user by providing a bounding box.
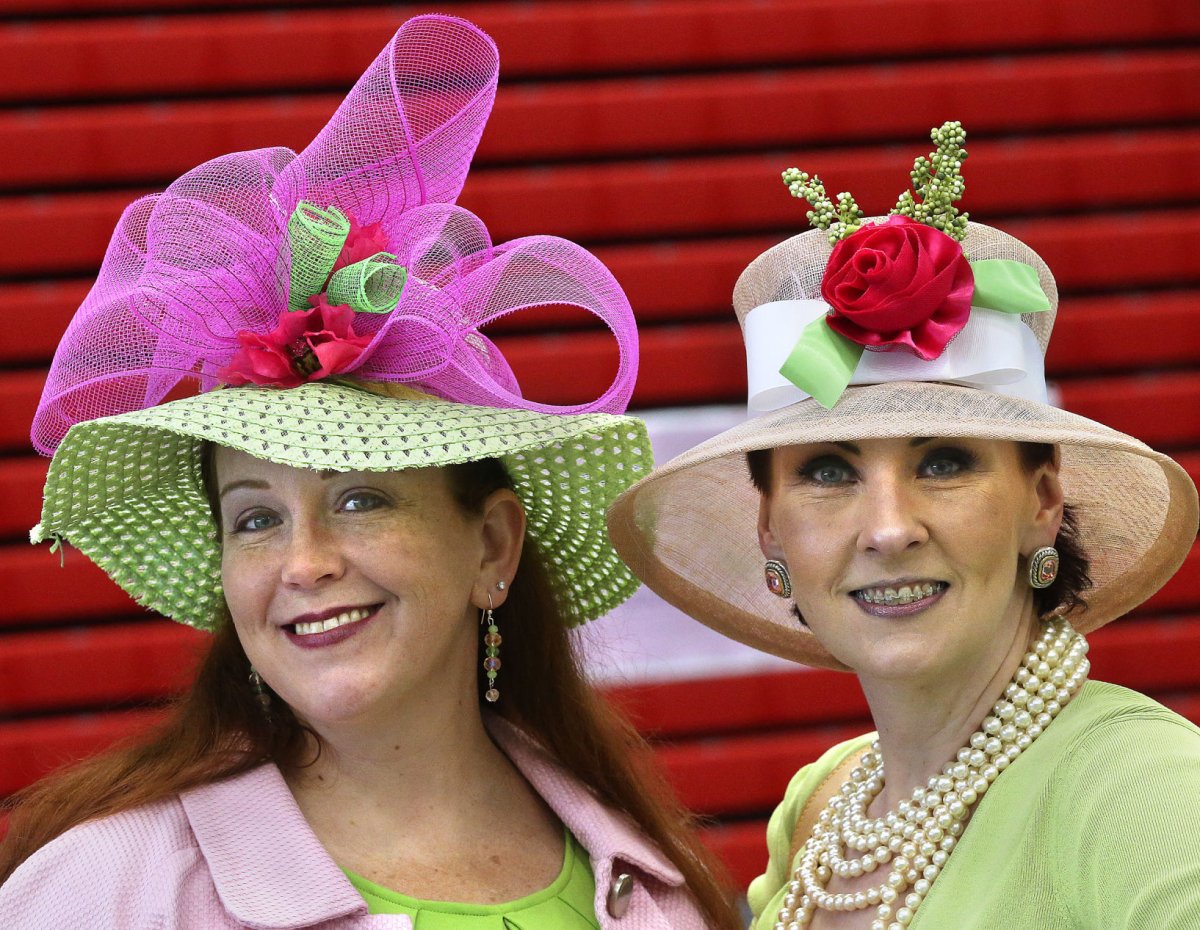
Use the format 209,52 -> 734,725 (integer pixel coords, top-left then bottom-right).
180,763 -> 369,929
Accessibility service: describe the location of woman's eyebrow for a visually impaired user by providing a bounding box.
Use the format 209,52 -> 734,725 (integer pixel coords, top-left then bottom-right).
909,437 -> 934,447
219,479 -> 269,498
833,441 -> 861,454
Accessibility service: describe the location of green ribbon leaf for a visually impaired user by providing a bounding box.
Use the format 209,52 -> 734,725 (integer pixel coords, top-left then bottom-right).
969,259 -> 1050,315
779,316 -> 864,409
326,253 -> 408,314
287,202 -> 350,312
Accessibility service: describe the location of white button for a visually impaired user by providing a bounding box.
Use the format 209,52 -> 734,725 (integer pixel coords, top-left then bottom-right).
606,872 -> 634,918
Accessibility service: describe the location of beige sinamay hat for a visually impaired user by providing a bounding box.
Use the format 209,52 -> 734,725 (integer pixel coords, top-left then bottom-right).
608,124 -> 1198,670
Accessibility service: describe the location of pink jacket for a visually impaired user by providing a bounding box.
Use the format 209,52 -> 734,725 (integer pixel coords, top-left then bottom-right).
0,719 -> 710,929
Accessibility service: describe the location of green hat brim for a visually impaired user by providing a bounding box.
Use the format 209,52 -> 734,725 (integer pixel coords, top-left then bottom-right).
34,381 -> 652,630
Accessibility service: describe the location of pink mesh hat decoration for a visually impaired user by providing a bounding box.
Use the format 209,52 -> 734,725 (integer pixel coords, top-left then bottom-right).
32,15 -> 652,630
608,122 -> 1198,669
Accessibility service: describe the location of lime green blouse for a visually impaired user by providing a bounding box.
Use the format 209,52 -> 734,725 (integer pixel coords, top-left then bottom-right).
343,830 -> 599,929
749,681 -> 1200,929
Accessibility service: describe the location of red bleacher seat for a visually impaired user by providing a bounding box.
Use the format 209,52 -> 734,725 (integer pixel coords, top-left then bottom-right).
2,0 -> 1198,891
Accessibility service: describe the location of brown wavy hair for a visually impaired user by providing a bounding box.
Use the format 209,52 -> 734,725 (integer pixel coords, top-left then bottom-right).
1,453 -> 741,929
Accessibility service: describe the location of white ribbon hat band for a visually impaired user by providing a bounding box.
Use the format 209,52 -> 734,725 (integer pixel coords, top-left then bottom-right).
743,300 -> 1049,412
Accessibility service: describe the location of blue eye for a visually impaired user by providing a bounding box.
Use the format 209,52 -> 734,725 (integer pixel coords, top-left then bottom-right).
232,511 -> 279,533
921,447 -> 977,478
802,456 -> 856,485
341,491 -> 385,513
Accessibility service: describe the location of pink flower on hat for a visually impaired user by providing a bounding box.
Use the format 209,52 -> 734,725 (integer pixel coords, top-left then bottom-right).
331,215 -> 392,275
822,215 -> 973,360
218,296 -> 372,388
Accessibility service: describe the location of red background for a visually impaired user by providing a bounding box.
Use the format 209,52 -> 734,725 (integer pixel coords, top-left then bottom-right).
1,0 -> 1199,889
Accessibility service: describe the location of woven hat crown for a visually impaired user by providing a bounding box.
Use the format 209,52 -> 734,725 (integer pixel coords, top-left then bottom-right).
733,219 -> 1058,356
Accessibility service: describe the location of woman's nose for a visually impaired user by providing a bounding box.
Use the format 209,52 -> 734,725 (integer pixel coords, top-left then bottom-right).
855,475 -> 929,555
280,520 -> 345,588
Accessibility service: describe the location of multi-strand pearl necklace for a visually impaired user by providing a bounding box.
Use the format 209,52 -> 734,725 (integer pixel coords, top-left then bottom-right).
774,617 -> 1089,930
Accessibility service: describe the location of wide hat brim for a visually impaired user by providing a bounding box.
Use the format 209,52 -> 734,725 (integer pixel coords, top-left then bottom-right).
607,381 -> 1198,670
36,381 -> 652,630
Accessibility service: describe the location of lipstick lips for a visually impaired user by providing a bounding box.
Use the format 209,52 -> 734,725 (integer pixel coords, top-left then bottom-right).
282,604 -> 382,649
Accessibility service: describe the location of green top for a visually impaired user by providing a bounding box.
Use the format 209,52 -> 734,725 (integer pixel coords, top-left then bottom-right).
344,829 -> 598,929
749,681 -> 1200,929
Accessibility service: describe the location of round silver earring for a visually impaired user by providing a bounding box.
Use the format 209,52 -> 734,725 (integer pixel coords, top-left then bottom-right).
764,559 -> 792,598
496,580 -> 507,591
1028,546 -> 1060,589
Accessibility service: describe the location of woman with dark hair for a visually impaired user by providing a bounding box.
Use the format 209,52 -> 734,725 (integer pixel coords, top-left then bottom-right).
609,124 -> 1200,929
0,17 -> 739,929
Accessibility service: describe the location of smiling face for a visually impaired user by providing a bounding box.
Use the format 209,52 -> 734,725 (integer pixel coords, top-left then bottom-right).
757,437 -> 1063,686
213,447 -> 523,732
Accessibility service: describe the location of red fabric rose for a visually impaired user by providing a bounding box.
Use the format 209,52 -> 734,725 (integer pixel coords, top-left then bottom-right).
219,296 -> 372,388
821,215 -> 973,360
330,214 -> 391,275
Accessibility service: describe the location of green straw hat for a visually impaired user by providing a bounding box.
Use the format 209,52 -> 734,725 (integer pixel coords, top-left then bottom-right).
34,382 -> 651,630
31,16 -> 652,630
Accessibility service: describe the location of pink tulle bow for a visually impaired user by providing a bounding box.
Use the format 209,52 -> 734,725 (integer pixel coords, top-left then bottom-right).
31,15 -> 639,457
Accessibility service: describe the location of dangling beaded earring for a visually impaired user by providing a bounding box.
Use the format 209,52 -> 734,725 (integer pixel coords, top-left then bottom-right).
248,667 -> 272,715
482,590 -> 502,703
1028,545 -> 1060,589
764,559 -> 792,598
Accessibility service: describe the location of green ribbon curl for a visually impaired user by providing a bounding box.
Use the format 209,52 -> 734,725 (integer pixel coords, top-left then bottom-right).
286,201 -> 408,314
326,253 -> 408,315
287,202 -> 350,312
